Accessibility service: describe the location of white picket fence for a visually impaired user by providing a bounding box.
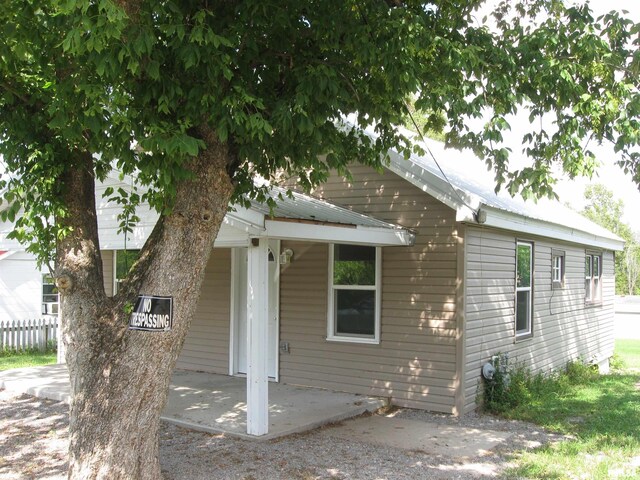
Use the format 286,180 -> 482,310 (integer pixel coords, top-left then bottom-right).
0,317 -> 58,351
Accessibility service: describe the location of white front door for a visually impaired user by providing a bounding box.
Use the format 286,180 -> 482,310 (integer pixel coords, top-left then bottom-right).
233,239 -> 279,379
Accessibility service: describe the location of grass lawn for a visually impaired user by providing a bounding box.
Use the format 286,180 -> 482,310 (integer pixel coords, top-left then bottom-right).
0,349 -> 57,371
615,339 -> 640,371
502,339 -> 640,480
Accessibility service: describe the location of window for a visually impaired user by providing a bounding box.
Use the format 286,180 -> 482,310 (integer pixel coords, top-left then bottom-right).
585,252 -> 602,304
328,244 -> 381,343
552,250 -> 565,289
42,275 -> 59,316
516,241 -> 533,337
114,249 -> 140,293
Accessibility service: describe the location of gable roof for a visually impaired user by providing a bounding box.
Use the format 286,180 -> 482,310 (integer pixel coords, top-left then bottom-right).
353,122 -> 624,251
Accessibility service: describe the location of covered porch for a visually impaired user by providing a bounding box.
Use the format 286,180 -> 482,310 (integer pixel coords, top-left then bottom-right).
94,185 -> 416,438
220,188 -> 415,436
0,364 -> 385,440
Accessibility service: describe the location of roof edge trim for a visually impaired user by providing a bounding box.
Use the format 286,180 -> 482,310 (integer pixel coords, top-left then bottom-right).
476,206 -> 625,251
384,149 -> 480,219
263,219 -> 415,246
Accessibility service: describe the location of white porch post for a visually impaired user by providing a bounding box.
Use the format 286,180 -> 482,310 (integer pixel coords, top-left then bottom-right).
246,237 -> 269,436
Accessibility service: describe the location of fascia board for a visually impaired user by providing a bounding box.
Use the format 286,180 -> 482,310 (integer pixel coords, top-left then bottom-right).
224,209 -> 265,235
213,237 -> 251,247
338,118 -> 481,218
264,219 -> 415,246
479,206 -> 625,251
384,150 -> 480,219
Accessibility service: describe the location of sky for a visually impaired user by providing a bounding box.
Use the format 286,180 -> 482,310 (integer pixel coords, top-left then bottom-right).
474,0 -> 640,232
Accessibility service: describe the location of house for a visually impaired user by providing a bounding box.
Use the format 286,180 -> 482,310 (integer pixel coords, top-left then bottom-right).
0,249 -> 58,321
0,130 -> 623,436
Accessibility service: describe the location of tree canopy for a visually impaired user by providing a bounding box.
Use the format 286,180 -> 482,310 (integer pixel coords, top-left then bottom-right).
2,0 -> 639,266
583,183 -> 640,294
583,183 -> 632,239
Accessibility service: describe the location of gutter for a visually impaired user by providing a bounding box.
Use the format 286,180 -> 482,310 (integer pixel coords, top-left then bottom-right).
472,205 -> 625,251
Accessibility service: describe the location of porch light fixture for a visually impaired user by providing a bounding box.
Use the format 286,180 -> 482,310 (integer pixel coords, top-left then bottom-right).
279,248 -> 294,265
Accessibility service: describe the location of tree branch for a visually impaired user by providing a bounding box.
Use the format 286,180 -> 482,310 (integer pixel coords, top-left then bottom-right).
55,150 -> 106,303
1,82 -> 30,104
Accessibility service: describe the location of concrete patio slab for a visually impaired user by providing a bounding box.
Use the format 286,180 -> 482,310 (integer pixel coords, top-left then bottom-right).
164,369 -> 384,440
0,364 -> 70,402
0,364 -> 384,440
321,415 -> 513,458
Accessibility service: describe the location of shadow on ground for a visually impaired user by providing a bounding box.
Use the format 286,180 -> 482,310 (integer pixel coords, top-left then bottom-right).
0,393 -> 69,479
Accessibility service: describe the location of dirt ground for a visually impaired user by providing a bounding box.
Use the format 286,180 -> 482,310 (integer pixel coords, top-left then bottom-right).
0,389 -> 565,480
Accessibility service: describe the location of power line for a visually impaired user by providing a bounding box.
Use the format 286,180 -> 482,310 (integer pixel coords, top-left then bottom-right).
404,107 -> 481,219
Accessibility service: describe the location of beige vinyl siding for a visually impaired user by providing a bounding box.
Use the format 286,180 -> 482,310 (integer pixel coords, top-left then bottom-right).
176,248 -> 231,373
463,227 -> 616,413
102,250 -> 114,297
279,165 -> 460,413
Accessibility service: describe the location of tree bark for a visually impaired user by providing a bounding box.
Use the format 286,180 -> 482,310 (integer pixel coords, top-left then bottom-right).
57,133 -> 234,480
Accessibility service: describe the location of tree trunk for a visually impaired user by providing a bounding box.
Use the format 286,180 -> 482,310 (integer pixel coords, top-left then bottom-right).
56,134 -> 234,479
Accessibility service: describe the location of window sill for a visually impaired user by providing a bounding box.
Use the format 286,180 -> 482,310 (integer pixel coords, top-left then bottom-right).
515,332 -> 533,342
326,335 -> 380,345
585,301 -> 603,308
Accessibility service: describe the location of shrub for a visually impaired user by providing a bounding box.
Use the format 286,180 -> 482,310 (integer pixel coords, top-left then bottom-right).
565,358 -> 599,384
482,353 -> 534,413
609,352 -> 626,371
481,354 -> 599,414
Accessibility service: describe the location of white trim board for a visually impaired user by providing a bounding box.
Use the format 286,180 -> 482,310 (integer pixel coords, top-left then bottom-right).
264,220 -> 415,246
477,206 -> 625,252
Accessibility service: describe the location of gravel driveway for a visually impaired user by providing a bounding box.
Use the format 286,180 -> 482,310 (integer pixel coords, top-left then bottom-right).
0,389 -> 565,479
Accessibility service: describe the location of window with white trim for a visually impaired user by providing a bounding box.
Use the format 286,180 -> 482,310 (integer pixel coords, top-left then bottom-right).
42,274 -> 59,316
585,252 -> 602,304
516,241 -> 533,337
552,250 -> 565,289
327,244 -> 381,343
114,249 -> 140,293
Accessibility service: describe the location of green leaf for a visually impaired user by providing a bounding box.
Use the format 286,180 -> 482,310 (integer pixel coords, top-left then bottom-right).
147,60 -> 160,80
